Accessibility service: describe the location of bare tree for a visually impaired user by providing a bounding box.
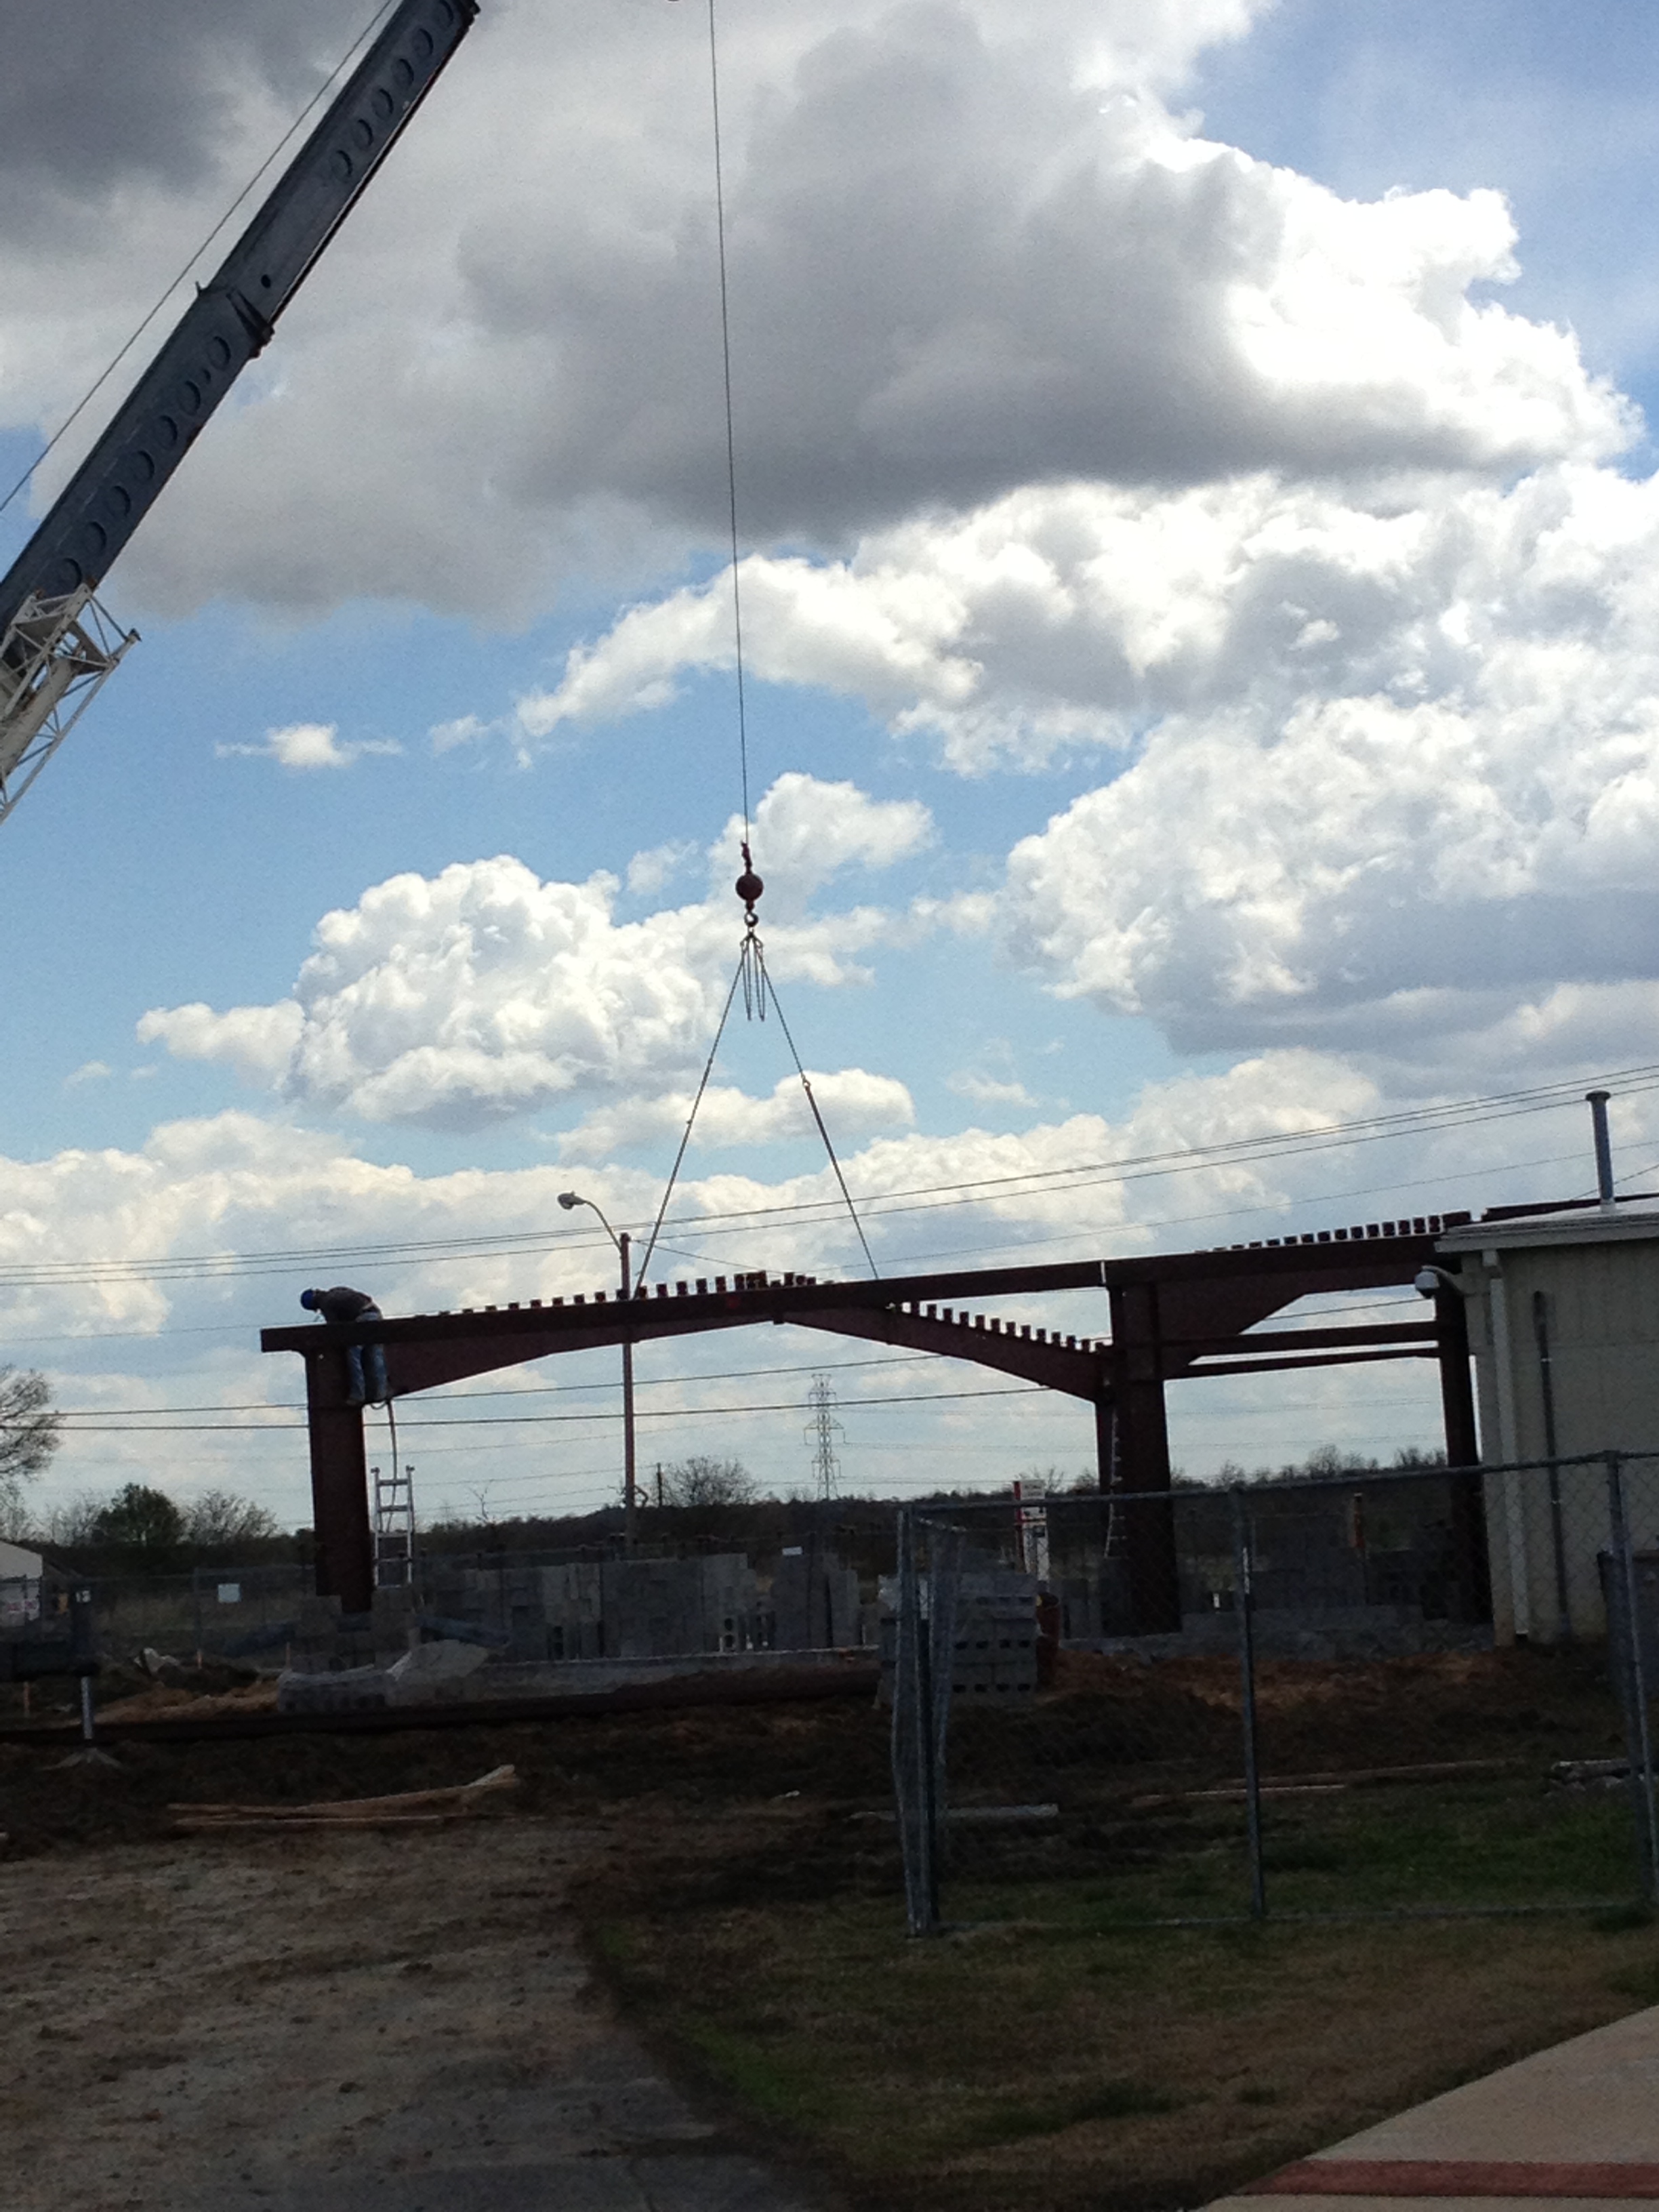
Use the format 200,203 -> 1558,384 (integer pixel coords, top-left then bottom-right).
1014,1464 -> 1092,1497
183,1490 -> 279,1549
0,1366 -> 61,1536
660,1456 -> 756,1508
43,1493 -> 105,1548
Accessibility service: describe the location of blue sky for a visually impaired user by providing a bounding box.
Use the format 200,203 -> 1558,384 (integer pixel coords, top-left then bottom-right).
3,0 -> 1659,1529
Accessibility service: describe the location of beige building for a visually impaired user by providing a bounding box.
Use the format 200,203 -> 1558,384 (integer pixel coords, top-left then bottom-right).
1437,1206 -> 1659,1643
0,1537 -> 44,1630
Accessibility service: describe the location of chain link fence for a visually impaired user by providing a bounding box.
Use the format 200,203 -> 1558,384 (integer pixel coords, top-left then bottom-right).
1,1563 -> 316,1668
890,1452 -> 1659,1935
0,1538 -> 878,1690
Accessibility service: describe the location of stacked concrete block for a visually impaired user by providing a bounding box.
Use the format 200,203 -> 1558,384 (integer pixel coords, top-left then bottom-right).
288,1594 -> 343,1675
771,1552 -> 863,1650
598,1555 -> 761,1660
1060,1558 -> 1130,1639
949,1572 -> 1040,1700
371,1584 -> 419,1668
495,1560 -> 546,1659
540,1562 -> 605,1661
878,1570 -> 1040,1702
287,1549 -> 773,1673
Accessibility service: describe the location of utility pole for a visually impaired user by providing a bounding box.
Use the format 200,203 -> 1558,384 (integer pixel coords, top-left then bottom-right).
805,1373 -> 844,1502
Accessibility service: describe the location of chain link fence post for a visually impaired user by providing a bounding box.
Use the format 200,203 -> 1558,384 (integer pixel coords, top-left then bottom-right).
927,1521 -> 963,1875
890,1509 -> 941,1936
1605,1452 -> 1659,1906
1229,1486 -> 1267,1920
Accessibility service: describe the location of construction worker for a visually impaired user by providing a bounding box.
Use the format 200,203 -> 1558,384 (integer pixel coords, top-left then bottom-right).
300,1285 -> 388,1406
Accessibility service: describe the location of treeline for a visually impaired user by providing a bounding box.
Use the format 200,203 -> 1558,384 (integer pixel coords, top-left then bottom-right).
28,1484 -> 303,1574
1204,1446 -> 1447,1488
9,1445 -> 1447,1581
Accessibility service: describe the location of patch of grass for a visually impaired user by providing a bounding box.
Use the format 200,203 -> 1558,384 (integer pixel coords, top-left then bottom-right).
968,2080 -> 1180,2146
568,1650 -> 1659,2212
586,1838 -> 1659,2212
1607,1959 -> 1659,2003
1592,1904 -> 1656,1934
1261,1841 -> 1345,1874
676,2018 -> 841,2131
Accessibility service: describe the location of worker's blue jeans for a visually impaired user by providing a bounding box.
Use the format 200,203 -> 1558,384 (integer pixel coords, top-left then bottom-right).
346,1312 -> 388,1406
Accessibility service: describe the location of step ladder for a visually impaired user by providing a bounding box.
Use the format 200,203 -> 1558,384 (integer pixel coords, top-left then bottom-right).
371,1462 -> 417,1589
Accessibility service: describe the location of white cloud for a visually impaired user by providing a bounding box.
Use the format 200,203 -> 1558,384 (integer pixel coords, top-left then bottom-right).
518,459 -> 1659,1088
428,712 -> 495,754
558,1069 -> 915,1164
705,772 -> 931,915
216,722 -> 402,771
626,840 -> 697,899
64,1061 -> 112,1087
987,465 -> 1659,1067
138,775 -> 929,1131
138,1000 -> 305,1085
0,3 -> 1626,622
947,1071 -> 1039,1110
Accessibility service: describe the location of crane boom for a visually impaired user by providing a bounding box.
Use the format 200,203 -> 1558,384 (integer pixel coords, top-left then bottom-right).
0,0 -> 478,824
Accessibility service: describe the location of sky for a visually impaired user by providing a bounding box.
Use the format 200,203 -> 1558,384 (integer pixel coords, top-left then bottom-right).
4,0 -> 1659,1533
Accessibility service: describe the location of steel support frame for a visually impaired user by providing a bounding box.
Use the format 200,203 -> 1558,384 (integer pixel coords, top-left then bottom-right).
264,1223 -> 1480,1616
0,589 -> 137,823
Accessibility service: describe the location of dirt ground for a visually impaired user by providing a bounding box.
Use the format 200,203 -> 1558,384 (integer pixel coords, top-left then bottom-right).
1,1814 -> 832,2212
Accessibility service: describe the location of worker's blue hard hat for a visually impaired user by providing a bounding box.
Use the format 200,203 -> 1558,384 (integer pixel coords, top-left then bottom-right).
300,1288 -> 319,1311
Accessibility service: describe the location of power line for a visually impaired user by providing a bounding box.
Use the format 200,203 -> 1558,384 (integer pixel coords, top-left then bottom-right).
47,1350 -> 928,1420
51,1378 -> 1046,1434
1,1065 -> 1648,1292
0,1145 -> 1586,1360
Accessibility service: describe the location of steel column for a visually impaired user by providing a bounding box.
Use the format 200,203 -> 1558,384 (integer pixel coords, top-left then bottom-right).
1435,1280 -> 1491,1622
304,1348 -> 375,1614
1109,1280 -> 1182,1633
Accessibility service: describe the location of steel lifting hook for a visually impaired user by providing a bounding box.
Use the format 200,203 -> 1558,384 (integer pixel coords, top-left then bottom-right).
735,840 -> 764,928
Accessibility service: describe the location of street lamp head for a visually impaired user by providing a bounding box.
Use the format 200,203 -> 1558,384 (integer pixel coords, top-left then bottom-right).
557,1190 -> 584,1212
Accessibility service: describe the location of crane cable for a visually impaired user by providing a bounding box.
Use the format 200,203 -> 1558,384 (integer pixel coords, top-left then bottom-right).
706,0 -> 752,852
632,0 -> 878,1290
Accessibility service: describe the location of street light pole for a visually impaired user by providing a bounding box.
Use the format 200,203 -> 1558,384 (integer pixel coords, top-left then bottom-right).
558,1191 -> 637,1548
618,1229 -> 636,1552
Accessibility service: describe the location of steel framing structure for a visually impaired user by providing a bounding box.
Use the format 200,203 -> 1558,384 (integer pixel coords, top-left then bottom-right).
0,589 -> 137,825
264,1209 -> 1483,1618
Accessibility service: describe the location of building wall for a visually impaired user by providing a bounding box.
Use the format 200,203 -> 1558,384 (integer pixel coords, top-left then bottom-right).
1442,1214 -> 1659,1643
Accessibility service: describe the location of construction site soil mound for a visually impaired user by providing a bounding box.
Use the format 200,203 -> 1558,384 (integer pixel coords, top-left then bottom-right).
0,1643 -> 1620,1863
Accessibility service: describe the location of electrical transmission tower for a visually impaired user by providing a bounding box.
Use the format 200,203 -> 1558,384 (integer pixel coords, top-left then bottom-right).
804,1373 -> 844,1502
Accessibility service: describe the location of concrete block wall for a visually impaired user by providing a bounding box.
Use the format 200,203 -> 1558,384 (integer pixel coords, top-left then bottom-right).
771,1553 -> 862,1649
290,1551 -> 850,1673
540,1561 -> 605,1661
596,1555 -> 763,1661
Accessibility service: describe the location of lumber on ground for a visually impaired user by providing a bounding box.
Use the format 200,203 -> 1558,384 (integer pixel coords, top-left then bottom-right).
168,1763 -> 518,1822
